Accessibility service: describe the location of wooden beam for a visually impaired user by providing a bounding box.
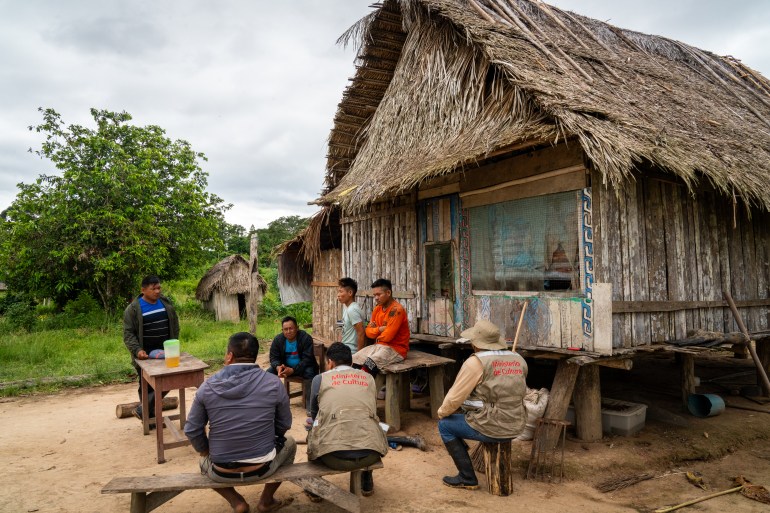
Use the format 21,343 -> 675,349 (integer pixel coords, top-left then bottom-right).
357,289 -> 416,300
613,298 -> 770,313
544,360 -> 580,421
572,365 -> 602,442
680,353 -> 696,410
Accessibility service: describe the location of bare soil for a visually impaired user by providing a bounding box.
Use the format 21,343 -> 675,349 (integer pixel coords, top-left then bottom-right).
1,352 -> 769,513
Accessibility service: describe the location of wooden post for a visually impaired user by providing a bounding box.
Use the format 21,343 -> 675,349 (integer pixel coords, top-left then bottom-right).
757,339 -> 770,396
130,492 -> 147,513
572,365 -> 603,442
385,373 -> 401,431
680,353 -> 696,410
482,442 -> 514,496
248,233 -> 259,335
544,360 -> 580,421
428,366 -> 445,420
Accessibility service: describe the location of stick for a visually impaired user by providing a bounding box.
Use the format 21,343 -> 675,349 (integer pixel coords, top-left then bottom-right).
512,301 -> 528,352
723,290 -> 770,394
654,485 -> 744,512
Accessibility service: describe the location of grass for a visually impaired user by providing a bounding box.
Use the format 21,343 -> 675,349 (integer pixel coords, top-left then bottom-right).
0,313 -> 288,397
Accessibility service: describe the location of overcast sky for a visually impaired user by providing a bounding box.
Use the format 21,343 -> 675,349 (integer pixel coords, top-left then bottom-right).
1,1 -> 768,230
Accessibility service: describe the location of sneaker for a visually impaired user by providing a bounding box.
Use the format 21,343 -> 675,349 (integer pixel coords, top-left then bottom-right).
304,416 -> 313,432
131,407 -> 142,421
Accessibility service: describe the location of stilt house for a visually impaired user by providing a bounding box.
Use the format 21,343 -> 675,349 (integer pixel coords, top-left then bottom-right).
280,0 -> 770,355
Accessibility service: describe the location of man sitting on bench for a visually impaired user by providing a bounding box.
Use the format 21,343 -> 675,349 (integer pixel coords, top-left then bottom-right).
308,342 -> 389,497
184,332 -> 295,513
436,320 -> 528,490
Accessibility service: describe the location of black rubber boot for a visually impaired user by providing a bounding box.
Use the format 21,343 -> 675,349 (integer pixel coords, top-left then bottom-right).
387,435 -> 426,451
361,470 -> 374,496
442,439 -> 479,489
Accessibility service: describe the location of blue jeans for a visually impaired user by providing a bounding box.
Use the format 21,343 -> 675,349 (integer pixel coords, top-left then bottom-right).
438,414 -> 510,443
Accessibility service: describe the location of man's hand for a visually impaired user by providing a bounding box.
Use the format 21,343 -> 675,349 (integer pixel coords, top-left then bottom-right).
277,365 -> 294,378
136,350 -> 149,360
378,325 -> 386,333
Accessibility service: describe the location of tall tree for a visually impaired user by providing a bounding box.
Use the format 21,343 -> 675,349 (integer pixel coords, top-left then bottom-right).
256,215 -> 309,268
0,108 -> 229,311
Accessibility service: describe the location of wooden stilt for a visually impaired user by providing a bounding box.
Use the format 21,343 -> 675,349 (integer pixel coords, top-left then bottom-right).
572,365 -> 603,441
544,360 -> 580,421
680,353 -> 697,410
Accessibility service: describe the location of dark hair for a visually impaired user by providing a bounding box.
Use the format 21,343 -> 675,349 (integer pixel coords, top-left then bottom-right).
281,316 -> 298,327
326,342 -> 353,366
228,332 -> 259,362
338,277 -> 358,296
371,278 -> 392,291
141,275 -> 161,288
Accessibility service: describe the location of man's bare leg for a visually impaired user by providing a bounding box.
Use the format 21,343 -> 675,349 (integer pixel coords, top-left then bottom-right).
213,487 -> 249,513
257,482 -> 286,512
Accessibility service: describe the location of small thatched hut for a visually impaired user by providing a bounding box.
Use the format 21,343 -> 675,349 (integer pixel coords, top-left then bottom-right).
281,0 -> 770,358
196,255 -> 267,322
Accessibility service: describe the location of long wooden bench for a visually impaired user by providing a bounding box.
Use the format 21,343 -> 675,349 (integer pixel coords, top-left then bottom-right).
101,460 -> 383,513
380,349 -> 454,431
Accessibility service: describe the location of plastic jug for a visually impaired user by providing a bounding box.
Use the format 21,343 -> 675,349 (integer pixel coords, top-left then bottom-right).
164,339 -> 180,368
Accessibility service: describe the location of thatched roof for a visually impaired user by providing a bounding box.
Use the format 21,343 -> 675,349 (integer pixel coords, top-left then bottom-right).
195,254 -> 267,302
322,0 -> 770,211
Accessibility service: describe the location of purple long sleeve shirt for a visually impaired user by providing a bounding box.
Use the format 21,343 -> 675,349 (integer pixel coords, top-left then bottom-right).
184,364 -> 291,463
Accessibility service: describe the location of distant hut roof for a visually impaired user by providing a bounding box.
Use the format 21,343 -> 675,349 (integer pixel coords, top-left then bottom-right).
322,0 -> 770,211
195,254 -> 267,302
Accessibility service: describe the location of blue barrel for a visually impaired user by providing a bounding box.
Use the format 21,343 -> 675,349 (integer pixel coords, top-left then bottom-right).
687,393 -> 725,418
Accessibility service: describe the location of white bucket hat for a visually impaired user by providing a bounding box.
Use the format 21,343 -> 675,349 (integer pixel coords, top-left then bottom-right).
460,319 -> 507,350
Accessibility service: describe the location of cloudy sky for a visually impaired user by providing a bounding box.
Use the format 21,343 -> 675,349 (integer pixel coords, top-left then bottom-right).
1,1 -> 768,229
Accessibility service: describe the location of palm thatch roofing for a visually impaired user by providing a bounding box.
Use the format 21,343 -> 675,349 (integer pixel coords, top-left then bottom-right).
277,207 -> 341,286
322,0 -> 770,212
195,254 -> 267,302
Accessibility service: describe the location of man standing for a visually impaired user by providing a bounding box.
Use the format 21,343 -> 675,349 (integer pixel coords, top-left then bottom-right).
352,278 -> 410,376
267,316 -> 319,413
308,342 -> 388,497
185,332 -> 295,513
337,277 -> 365,353
123,275 -> 179,420
436,320 -> 528,489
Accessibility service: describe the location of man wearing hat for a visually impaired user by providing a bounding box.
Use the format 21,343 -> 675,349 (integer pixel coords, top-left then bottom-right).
436,319 -> 528,489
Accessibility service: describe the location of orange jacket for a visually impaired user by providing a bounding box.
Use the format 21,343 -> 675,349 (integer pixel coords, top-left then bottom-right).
365,300 -> 410,358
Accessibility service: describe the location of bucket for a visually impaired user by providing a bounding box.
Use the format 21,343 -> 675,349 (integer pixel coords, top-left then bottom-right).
163,339 -> 180,368
687,393 -> 725,418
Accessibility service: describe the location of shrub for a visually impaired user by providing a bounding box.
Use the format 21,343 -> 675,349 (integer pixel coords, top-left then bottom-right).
5,301 -> 37,332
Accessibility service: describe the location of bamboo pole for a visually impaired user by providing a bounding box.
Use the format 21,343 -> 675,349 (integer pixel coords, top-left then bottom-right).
653,485 -> 744,513
723,290 -> 770,394
512,301 -> 528,351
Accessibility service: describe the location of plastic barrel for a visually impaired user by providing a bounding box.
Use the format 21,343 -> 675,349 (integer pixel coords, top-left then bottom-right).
687,393 -> 725,418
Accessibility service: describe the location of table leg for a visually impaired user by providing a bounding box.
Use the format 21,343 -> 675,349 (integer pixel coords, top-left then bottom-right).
155,380 -> 166,464
141,374 -> 150,436
385,374 -> 401,432
428,366 -> 445,420
178,388 -> 186,430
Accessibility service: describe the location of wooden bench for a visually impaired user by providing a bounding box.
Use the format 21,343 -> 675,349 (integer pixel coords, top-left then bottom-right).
380,349 -> 454,431
101,460 -> 383,513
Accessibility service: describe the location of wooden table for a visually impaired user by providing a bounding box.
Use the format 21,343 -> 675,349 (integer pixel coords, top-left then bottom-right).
380,350 -> 454,431
136,353 -> 208,464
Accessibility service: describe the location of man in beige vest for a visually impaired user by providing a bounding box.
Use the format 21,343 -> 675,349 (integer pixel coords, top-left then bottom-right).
437,320 -> 528,489
307,342 -> 389,496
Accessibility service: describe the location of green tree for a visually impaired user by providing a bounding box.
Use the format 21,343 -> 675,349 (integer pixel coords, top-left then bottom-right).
256,215 -> 309,268
0,108 -> 229,311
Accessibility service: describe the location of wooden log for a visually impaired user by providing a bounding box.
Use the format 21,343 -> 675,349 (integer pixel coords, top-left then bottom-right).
248,233 -> 259,335
482,441 -> 514,496
680,353 -> 696,410
116,397 -> 180,419
544,360 -> 580,421
572,365 -> 602,442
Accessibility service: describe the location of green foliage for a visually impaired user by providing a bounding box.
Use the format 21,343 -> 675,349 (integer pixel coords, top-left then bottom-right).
0,108 -> 229,312
5,301 -> 36,332
258,267 -> 312,326
256,215 -> 309,268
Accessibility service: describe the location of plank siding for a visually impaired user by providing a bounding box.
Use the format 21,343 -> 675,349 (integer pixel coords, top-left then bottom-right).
598,174 -> 770,348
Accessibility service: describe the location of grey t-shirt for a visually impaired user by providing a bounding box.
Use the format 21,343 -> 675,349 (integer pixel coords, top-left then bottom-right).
341,302 -> 364,354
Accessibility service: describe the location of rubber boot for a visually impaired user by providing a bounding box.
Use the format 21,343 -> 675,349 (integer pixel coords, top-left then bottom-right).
442,439 -> 479,489
361,470 -> 374,496
387,435 -> 426,451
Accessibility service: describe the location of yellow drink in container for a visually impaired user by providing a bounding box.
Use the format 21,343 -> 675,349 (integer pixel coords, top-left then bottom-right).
164,339 -> 180,368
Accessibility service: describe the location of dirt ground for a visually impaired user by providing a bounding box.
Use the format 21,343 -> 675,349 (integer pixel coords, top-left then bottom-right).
1,352 -> 769,513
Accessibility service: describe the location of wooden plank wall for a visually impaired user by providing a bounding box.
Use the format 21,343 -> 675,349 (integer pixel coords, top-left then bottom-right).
341,196 -> 420,332
311,249 -> 342,342
594,169 -> 770,347
211,292 -> 240,322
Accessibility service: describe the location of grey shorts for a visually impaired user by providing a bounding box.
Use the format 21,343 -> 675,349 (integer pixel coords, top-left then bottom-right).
200,435 -> 297,484
351,344 -> 404,369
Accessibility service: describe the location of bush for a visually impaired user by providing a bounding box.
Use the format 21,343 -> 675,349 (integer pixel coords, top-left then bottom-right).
5,301 -> 36,332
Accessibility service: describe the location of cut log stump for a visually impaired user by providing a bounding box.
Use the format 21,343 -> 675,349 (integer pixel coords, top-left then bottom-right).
481,441 -> 514,496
